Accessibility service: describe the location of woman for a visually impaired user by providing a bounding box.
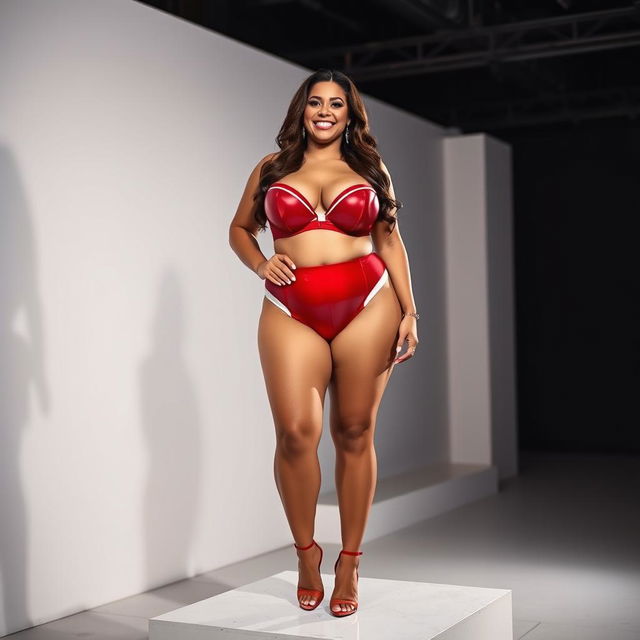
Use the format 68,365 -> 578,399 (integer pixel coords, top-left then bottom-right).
228,68 -> 419,617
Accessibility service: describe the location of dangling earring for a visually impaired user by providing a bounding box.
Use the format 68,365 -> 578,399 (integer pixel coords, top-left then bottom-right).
344,125 -> 350,145
302,126 -> 306,140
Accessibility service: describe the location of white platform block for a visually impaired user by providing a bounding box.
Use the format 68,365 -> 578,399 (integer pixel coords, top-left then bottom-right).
149,570 -> 513,639
316,462 -> 498,544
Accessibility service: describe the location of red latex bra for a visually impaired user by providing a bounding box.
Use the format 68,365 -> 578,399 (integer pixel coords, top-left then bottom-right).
265,182 -> 379,240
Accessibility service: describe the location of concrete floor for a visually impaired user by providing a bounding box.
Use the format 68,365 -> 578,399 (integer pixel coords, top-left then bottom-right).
6,452 -> 640,639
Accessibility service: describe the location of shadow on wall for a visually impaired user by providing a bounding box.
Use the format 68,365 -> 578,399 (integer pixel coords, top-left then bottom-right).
0,144 -> 205,634
139,268 -> 203,589
0,144 -> 49,633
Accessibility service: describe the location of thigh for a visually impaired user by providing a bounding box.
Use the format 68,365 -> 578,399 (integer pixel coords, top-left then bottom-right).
328,279 -> 402,429
258,297 -> 333,440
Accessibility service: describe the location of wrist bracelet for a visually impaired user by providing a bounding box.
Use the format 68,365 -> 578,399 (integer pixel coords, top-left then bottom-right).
403,311 -> 420,319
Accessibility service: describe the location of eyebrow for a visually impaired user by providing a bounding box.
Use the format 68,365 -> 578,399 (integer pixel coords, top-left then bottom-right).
308,95 -> 344,100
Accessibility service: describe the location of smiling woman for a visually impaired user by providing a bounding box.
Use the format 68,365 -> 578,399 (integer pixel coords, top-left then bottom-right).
228,68 -> 419,618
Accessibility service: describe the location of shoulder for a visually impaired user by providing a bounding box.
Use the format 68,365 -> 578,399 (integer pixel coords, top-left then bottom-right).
379,159 -> 395,188
248,151 -> 279,181
378,158 -> 397,203
260,151 -> 279,167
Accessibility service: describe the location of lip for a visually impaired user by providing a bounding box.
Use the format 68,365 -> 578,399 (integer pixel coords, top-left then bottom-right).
313,120 -> 335,128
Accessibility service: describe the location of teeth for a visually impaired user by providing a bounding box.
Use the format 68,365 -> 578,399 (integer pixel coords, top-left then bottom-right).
314,121 -> 334,129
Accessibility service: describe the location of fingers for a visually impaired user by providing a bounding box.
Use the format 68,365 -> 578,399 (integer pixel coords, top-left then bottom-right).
394,347 -> 416,364
279,254 -> 297,279
393,334 -> 419,364
265,254 -> 297,286
268,265 -> 292,286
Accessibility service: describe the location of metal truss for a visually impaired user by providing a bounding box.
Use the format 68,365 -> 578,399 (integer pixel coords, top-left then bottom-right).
286,4 -> 640,81
438,85 -> 640,130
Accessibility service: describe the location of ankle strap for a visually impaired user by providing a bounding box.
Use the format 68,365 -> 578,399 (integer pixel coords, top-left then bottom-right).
340,549 -> 363,556
294,539 -> 316,551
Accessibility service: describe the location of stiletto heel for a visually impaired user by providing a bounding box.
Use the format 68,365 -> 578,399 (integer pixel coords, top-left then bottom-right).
293,539 -> 324,611
330,549 -> 363,617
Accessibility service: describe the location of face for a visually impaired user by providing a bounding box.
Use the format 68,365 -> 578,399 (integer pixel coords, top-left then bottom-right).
303,81 -> 350,142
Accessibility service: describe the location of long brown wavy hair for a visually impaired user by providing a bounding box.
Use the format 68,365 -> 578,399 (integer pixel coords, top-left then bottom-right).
252,68 -> 402,235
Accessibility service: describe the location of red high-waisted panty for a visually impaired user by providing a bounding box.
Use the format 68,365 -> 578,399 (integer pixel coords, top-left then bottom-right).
264,252 -> 389,342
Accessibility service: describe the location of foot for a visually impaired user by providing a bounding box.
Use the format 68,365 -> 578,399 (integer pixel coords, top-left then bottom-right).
296,542 -> 324,608
331,553 -> 359,614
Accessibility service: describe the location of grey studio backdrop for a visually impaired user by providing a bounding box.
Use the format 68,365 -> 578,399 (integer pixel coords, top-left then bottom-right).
0,0 -> 516,634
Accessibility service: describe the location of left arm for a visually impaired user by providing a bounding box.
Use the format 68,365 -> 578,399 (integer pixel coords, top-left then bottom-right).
371,160 -> 419,364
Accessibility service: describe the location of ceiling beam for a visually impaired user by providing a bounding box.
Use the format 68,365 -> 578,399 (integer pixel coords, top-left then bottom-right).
436,85 -> 640,130
285,5 -> 640,80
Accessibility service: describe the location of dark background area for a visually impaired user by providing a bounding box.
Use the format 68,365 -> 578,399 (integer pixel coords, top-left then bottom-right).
136,0 -> 640,454
507,122 -> 640,453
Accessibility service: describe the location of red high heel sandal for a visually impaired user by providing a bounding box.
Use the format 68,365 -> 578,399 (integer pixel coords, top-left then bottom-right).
293,539 -> 324,611
330,549 -> 363,617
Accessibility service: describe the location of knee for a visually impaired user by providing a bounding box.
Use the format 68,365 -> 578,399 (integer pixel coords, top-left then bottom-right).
333,419 -> 374,454
276,424 -> 318,459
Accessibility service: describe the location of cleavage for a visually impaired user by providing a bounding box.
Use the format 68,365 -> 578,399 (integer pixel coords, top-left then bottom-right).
284,180 -> 356,216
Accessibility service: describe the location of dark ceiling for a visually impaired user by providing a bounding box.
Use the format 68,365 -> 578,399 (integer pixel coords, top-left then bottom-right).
135,0 -> 640,139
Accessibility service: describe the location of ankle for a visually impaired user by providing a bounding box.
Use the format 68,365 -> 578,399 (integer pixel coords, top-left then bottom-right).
335,555 -> 359,571
294,539 -> 316,551
294,540 -> 322,569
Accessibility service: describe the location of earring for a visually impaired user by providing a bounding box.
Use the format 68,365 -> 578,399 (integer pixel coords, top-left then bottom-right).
302,126 -> 306,140
344,126 -> 350,144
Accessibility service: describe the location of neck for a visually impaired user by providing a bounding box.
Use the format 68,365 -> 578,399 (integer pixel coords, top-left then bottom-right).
304,138 -> 343,162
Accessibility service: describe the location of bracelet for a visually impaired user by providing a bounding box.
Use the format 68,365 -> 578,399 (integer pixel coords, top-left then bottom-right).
403,311 -> 420,319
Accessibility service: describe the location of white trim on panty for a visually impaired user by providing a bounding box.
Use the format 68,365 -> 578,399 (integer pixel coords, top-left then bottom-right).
363,269 -> 388,307
264,288 -> 292,316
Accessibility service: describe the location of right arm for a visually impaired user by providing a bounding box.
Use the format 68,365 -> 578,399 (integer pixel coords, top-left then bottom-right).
228,153 -> 296,286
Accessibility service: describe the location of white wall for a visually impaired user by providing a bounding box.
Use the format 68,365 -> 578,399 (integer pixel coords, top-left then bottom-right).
0,0 -> 454,633
443,134 -> 518,480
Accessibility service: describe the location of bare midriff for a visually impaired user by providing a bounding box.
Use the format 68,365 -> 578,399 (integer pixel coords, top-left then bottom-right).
274,231 -> 373,268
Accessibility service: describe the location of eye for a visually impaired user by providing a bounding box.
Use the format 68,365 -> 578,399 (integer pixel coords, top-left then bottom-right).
308,99 -> 344,108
